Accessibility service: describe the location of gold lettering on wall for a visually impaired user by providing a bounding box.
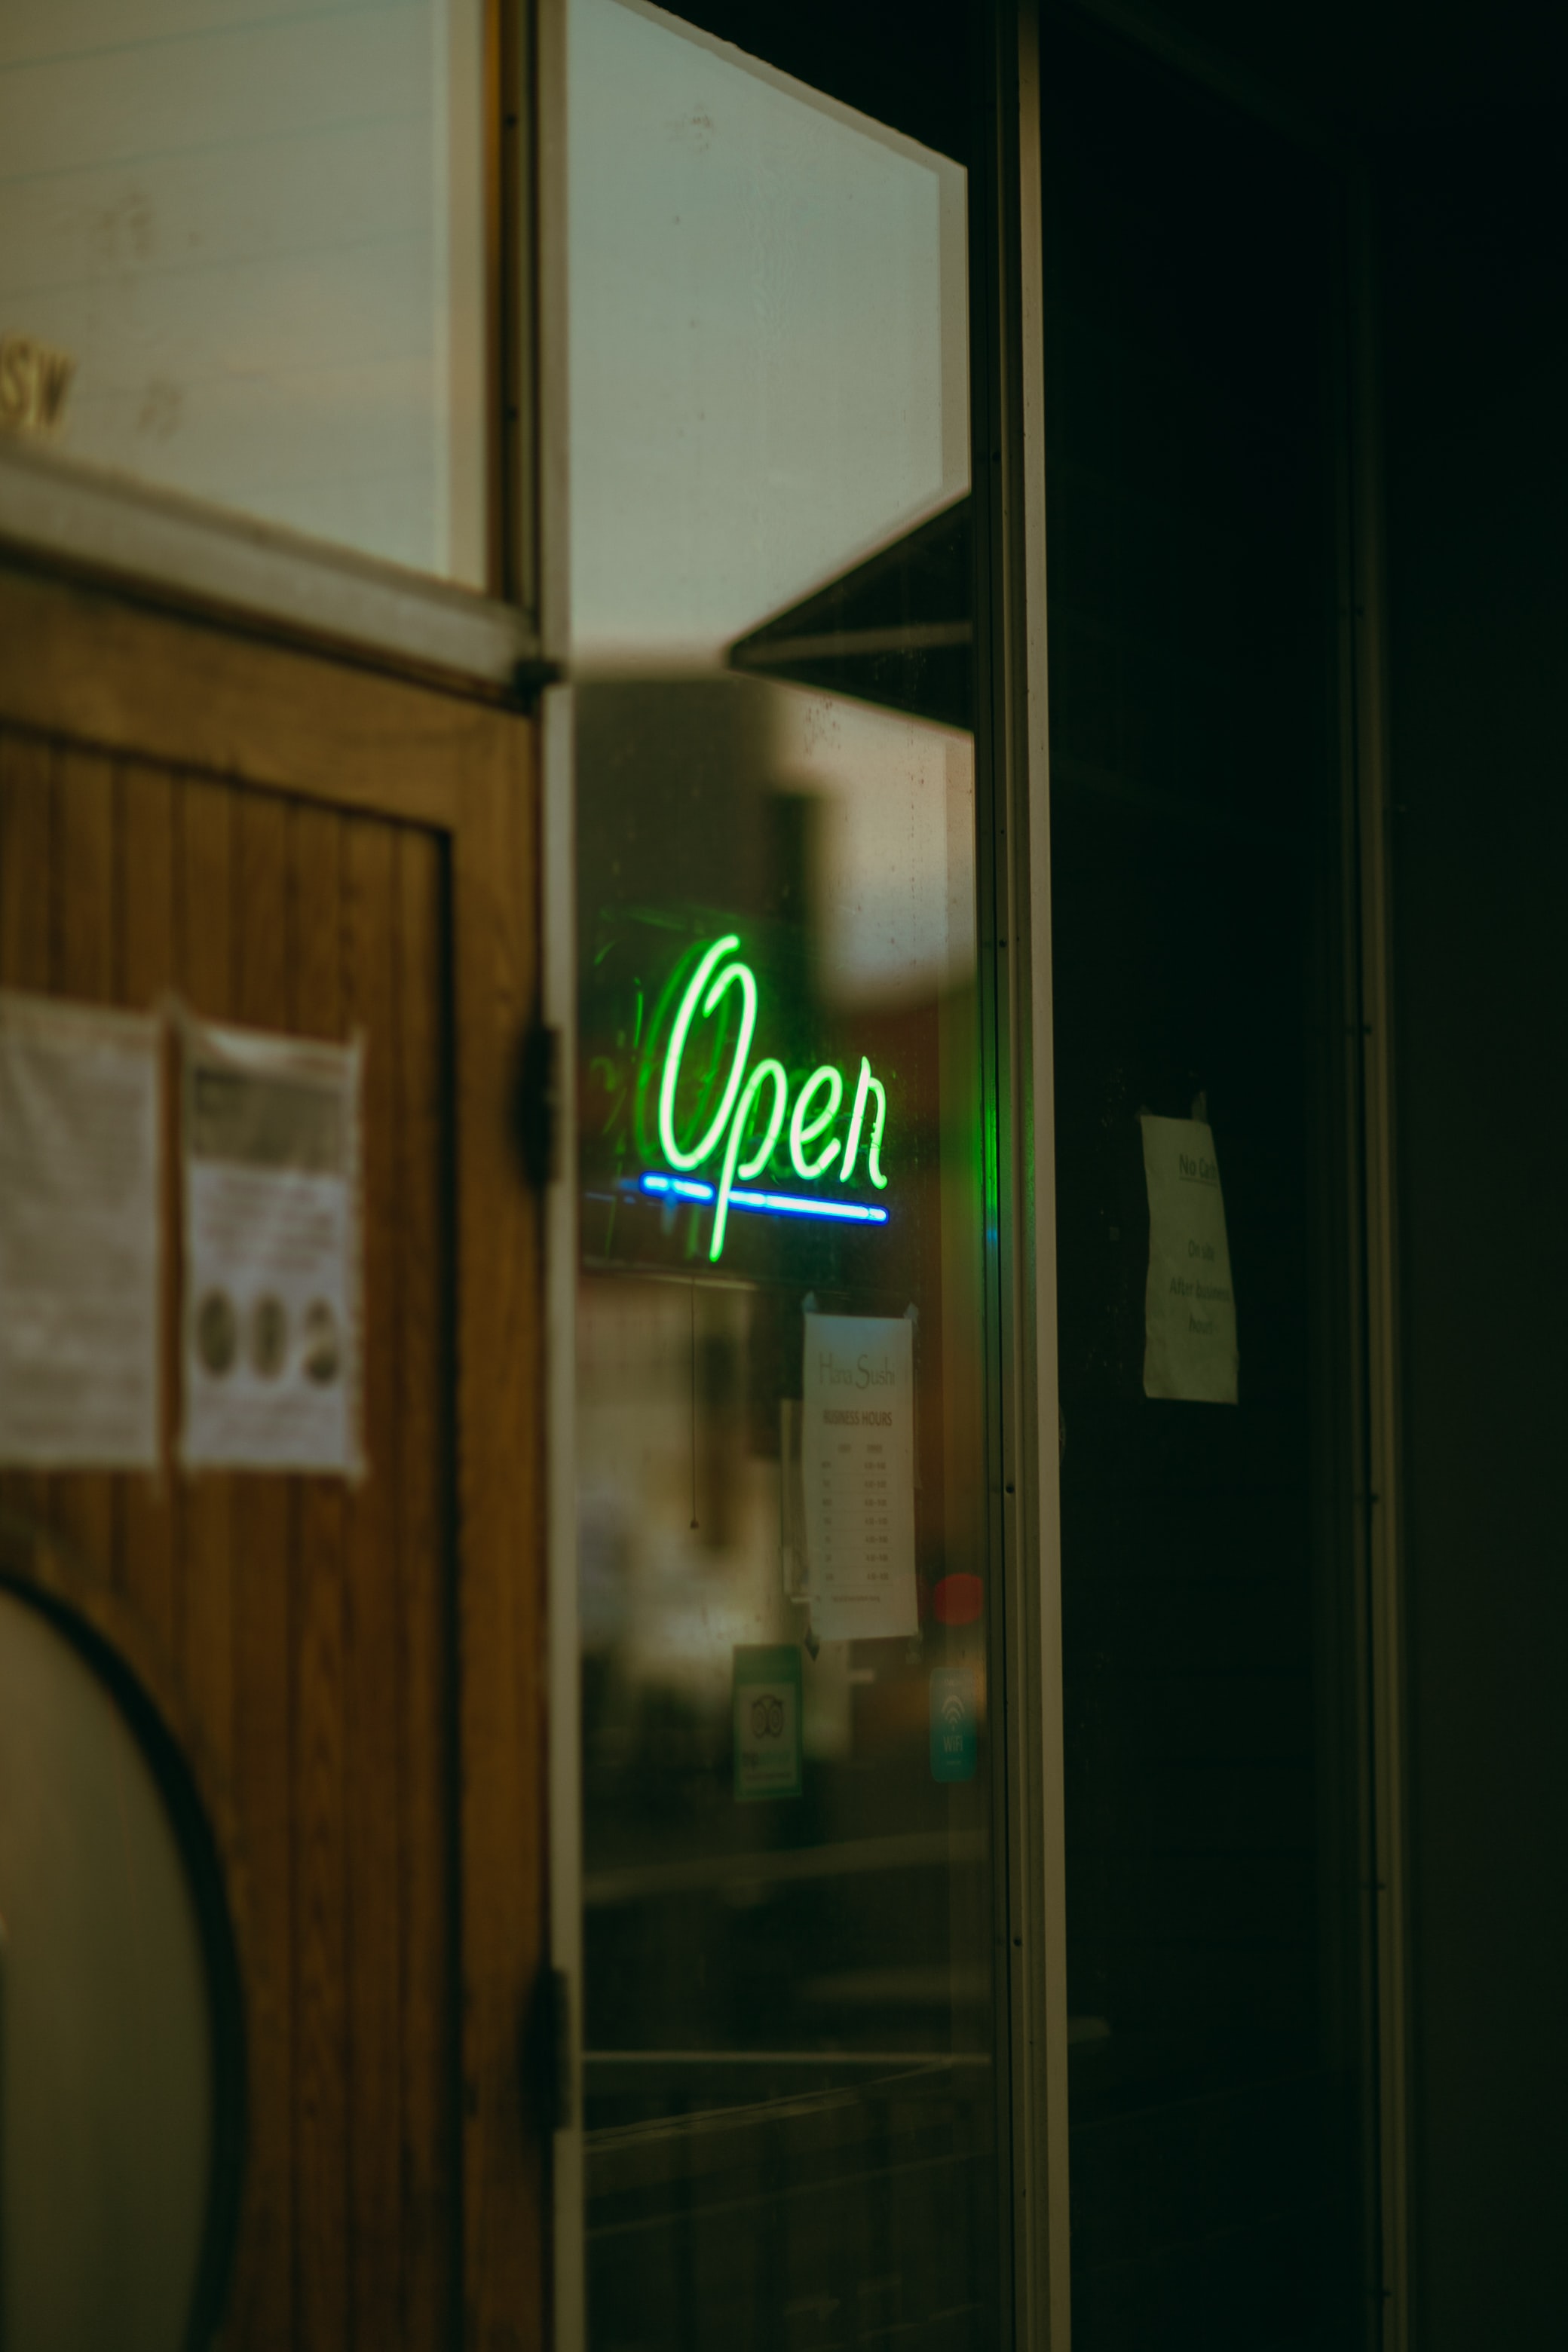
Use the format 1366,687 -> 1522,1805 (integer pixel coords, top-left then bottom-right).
0,334 -> 77,436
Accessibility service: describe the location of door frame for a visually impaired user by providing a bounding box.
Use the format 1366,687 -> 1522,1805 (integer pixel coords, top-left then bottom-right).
973,3 -> 1073,2345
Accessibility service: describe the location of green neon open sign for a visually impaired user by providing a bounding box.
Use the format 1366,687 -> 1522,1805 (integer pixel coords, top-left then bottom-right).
649,933 -> 890,1261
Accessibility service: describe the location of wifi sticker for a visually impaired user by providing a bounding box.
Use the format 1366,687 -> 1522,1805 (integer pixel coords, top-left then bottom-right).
929,1668 -> 978,1783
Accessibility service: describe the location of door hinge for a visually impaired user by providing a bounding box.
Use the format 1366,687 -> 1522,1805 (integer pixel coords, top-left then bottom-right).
548,1965 -> 573,2133
525,1962 -> 574,2136
510,654 -> 565,709
516,1020 -> 561,1190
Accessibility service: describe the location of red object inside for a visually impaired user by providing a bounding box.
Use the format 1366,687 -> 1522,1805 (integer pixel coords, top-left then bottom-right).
932,1572 -> 984,1627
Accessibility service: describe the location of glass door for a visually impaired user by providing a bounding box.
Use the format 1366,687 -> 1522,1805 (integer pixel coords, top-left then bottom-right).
1040,18 -> 1376,2347
566,4 -> 1001,2344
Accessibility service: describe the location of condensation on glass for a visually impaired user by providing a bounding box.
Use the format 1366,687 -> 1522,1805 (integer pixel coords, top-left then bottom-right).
569,3 -> 995,2344
0,1 -> 486,581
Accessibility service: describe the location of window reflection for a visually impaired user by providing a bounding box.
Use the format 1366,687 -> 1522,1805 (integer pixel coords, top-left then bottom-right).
570,2 -> 994,2344
0,1 -> 485,580
568,0 -> 966,665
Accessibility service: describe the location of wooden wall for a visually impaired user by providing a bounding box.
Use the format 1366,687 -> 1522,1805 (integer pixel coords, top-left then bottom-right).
0,564 -> 548,2352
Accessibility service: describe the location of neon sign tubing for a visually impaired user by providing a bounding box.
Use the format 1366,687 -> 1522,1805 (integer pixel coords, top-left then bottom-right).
639,1172 -> 888,1227
653,933 -> 890,1259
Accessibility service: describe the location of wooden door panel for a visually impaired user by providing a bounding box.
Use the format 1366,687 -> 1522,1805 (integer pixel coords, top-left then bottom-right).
0,696 -> 499,2350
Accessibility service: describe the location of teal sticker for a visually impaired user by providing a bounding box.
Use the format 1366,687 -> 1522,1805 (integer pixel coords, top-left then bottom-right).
930,1668 -> 978,1781
733,1643 -> 803,1802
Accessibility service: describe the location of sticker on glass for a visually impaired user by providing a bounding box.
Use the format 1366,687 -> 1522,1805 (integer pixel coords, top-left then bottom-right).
733,1643 -> 802,1802
929,1668 -> 978,1782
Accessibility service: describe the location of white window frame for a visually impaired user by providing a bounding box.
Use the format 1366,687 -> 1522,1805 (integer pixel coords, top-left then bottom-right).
0,2 -> 556,695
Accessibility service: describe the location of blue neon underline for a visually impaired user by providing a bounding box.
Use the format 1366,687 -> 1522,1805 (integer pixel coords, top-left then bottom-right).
638,1172 -> 888,1225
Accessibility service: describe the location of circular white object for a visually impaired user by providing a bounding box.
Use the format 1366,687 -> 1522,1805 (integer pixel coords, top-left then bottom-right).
0,1587 -> 219,2352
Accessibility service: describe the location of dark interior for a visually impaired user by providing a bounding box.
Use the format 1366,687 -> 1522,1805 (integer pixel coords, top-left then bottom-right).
1041,17 -> 1365,2344
1043,5 -> 1568,2347
571,3 -> 1568,2346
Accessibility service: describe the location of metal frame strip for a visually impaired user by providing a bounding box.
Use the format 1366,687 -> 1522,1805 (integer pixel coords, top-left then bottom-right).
983,4 -> 1072,2343
1349,173 -> 1412,2352
542,679 -> 584,2352
533,0 -> 583,2337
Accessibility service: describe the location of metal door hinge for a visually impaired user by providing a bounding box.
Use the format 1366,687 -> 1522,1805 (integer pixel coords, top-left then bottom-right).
524,1962 -> 574,2136
516,1021 -> 561,1189
510,655 -> 565,708
547,1965 -> 573,2133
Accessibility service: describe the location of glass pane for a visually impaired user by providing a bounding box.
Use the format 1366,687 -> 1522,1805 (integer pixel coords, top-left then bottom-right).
568,5 -> 996,2345
0,1 -> 486,582
1042,20 -> 1371,2348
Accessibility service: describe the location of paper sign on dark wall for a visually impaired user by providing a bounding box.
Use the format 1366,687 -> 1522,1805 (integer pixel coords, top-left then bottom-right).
1140,1113 -> 1239,1405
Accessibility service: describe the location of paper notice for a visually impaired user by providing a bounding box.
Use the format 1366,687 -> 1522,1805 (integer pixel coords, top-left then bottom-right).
180,1018 -> 362,1473
802,1312 -> 918,1642
0,991 -> 161,1468
1140,1113 -> 1238,1404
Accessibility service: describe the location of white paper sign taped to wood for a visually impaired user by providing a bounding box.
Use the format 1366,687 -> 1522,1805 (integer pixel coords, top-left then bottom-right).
1141,1113 -> 1238,1404
180,1017 -> 363,1474
0,991 -> 162,1468
802,1311 -> 918,1642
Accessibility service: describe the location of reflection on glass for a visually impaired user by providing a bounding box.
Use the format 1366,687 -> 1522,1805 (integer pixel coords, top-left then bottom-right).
0,1 -> 485,580
571,4 -> 994,2344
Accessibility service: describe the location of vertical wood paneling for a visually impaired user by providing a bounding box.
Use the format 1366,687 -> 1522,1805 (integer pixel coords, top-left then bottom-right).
116,761 -> 177,1651
0,585 -> 542,2352
0,734 -> 54,988
342,813 -> 403,2351
397,826 -> 455,2352
288,798 -> 349,2352
49,746 -> 118,1584
230,786 -> 296,2352
0,734 -> 57,1539
176,774 -> 237,1774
